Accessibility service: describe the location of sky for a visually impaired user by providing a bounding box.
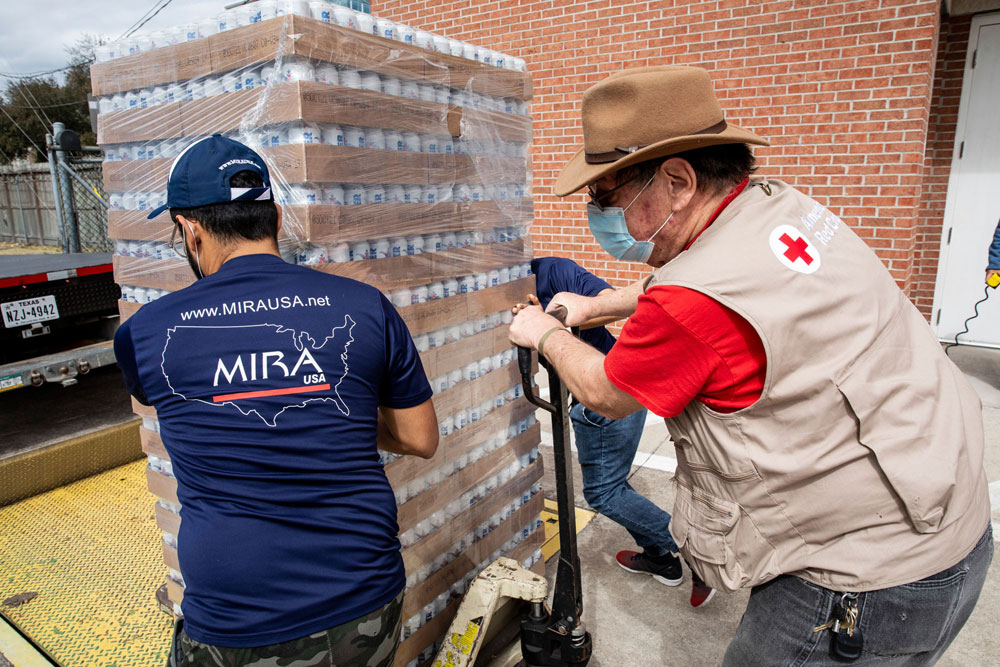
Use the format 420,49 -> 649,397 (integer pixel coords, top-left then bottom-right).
0,0 -> 224,81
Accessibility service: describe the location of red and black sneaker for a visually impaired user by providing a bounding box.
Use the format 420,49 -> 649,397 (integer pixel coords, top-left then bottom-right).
690,570 -> 716,608
615,550 -> 683,587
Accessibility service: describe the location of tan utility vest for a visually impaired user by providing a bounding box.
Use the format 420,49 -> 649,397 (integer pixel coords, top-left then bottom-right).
647,179 -> 989,593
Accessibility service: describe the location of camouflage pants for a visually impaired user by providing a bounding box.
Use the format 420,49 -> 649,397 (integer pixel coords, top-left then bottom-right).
167,591 -> 403,667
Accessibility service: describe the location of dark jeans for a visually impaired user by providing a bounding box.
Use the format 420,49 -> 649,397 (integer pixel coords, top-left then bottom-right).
723,525 -> 993,666
167,591 -> 403,667
570,402 -> 678,556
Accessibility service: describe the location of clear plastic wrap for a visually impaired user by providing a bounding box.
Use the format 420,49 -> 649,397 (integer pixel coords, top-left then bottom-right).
94,4 -> 541,659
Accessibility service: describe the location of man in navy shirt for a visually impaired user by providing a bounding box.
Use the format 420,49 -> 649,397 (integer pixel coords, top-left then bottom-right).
114,136 -> 438,666
528,257 -> 714,607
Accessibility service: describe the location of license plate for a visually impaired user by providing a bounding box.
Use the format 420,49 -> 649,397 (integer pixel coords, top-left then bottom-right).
2,295 -> 59,328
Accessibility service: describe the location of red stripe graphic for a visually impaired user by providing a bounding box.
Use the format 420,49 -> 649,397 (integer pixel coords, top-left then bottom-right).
213,383 -> 330,403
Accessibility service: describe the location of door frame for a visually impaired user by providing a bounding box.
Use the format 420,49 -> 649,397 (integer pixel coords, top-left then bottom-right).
931,10 -> 1000,346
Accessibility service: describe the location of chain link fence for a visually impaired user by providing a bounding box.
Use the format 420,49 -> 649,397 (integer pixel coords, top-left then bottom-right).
61,159 -> 112,252
0,155 -> 109,253
0,163 -> 62,247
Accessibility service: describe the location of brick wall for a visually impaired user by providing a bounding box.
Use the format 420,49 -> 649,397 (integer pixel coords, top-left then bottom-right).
912,15 -> 972,319
374,0 -> 945,305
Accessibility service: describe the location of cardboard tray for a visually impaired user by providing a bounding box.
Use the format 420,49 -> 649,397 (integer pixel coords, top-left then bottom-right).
91,15 -> 532,101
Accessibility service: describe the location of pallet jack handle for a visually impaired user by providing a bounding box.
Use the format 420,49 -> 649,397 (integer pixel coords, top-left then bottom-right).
516,303 -> 592,667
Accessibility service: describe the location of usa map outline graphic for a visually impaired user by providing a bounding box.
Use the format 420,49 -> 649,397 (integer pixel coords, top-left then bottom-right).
160,316 -> 356,427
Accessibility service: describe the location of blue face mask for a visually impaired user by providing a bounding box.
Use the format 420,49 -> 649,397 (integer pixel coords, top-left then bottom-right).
586,175 -> 672,263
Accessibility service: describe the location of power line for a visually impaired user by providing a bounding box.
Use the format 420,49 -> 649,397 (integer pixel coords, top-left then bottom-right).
0,105 -> 45,157
125,0 -> 178,39
0,64 -> 80,80
1,100 -> 88,110
20,85 -> 54,131
119,0 -> 174,40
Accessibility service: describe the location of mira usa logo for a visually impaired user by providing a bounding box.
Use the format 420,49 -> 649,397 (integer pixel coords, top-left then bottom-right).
161,317 -> 355,427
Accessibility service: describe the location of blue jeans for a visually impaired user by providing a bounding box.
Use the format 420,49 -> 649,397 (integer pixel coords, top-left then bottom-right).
723,524 -> 993,666
569,402 -> 678,556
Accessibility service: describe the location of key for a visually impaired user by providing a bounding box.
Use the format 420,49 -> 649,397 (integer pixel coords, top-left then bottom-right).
830,595 -> 864,662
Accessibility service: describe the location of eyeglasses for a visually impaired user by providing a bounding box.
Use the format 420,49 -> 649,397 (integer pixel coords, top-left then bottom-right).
168,223 -> 188,259
587,173 -> 656,212
587,176 -> 638,212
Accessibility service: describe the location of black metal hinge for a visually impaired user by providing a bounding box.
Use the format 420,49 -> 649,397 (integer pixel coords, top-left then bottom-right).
972,49 -> 977,68
959,141 -> 964,159
947,227 -> 953,244
936,309 -> 942,325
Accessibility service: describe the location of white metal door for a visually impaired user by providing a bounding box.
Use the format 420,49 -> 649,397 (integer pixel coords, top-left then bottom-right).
933,13 -> 1000,348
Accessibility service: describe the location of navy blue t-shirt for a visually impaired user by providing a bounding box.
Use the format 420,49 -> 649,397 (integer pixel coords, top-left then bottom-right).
114,254 -> 431,647
530,257 -> 617,355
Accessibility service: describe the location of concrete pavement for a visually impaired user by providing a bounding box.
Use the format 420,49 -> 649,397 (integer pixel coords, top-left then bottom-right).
536,344 -> 1000,665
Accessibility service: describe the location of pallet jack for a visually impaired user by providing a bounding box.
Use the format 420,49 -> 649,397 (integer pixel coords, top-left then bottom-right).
434,316 -> 593,667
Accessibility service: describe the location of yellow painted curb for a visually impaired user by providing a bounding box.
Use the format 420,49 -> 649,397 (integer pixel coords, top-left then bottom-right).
0,616 -> 55,666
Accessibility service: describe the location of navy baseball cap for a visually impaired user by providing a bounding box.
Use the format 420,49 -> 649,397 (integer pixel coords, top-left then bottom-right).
147,134 -> 274,219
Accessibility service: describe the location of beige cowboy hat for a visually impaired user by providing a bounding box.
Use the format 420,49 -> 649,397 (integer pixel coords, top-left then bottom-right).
554,66 -> 769,197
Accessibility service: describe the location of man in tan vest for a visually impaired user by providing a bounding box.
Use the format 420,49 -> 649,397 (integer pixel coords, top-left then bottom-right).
510,66 -> 992,664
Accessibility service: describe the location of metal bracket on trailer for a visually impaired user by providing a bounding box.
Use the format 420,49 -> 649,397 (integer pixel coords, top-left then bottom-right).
0,340 -> 116,392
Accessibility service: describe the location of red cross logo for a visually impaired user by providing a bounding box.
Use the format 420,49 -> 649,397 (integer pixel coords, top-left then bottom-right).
779,233 -> 813,265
